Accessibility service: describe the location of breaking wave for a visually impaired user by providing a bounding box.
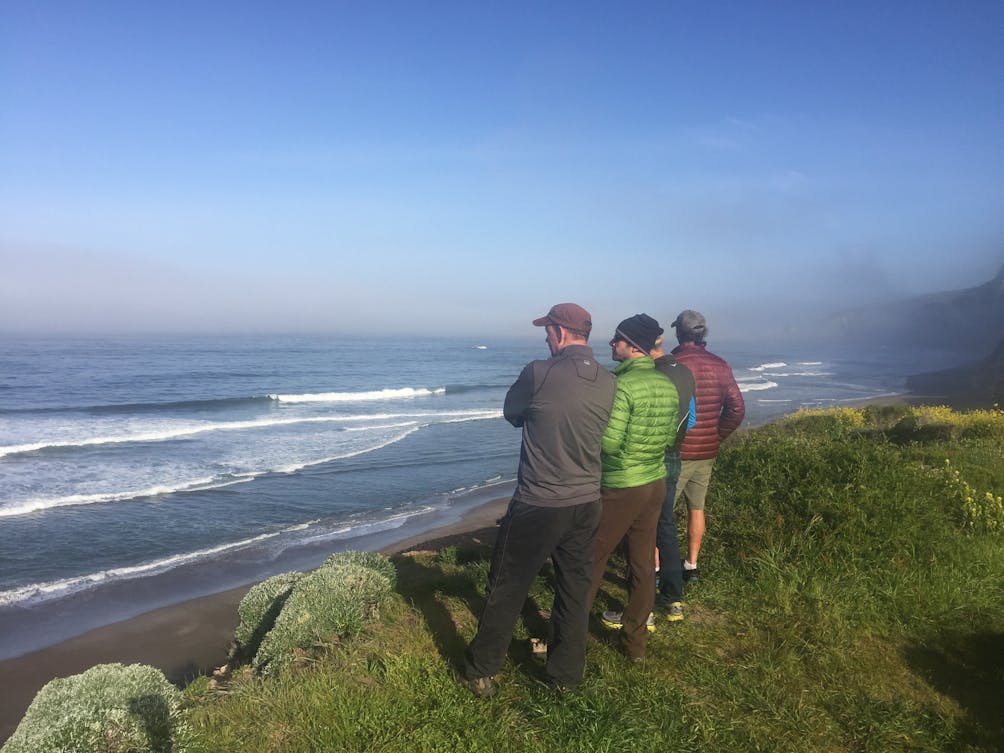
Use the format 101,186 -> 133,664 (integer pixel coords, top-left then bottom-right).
0,426 -> 428,518
738,380 -> 779,393
0,409 -> 501,459
269,387 -> 446,403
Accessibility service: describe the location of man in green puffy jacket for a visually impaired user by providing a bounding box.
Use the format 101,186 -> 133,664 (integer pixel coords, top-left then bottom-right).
588,313 -> 679,661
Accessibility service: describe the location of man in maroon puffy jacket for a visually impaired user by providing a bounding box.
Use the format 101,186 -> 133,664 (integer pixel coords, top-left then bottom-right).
670,310 -> 745,585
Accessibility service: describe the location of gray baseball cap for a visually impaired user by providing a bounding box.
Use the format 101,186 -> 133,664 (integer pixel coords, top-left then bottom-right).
671,310 -> 707,338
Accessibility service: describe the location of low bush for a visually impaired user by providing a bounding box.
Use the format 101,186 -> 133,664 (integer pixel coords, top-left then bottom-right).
780,406 -> 867,438
252,562 -> 393,675
321,549 -> 398,589
2,663 -> 188,753
230,571 -> 304,663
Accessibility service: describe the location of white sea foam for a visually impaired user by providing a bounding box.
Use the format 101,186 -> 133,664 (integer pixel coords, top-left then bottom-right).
342,422 -> 420,432
798,361 -> 823,366
272,426 -> 420,474
749,362 -> 786,372
269,387 -> 446,403
0,409 -> 501,458
763,371 -> 834,378
0,503 -> 458,607
0,426 -> 432,518
293,507 -> 436,546
0,521 -> 315,607
0,417 -> 342,457
437,412 -> 504,424
0,475 -> 258,518
738,380 -> 779,393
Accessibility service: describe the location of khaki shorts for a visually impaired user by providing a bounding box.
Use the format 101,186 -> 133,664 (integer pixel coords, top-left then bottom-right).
673,458 -> 716,512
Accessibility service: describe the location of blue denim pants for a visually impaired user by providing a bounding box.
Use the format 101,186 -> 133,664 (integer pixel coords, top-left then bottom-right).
656,454 -> 684,603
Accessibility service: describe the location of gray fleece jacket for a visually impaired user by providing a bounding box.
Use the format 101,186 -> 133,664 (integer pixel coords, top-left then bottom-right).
504,344 -> 616,507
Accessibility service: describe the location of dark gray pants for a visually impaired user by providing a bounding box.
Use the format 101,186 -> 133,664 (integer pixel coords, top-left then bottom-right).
464,498 -> 601,688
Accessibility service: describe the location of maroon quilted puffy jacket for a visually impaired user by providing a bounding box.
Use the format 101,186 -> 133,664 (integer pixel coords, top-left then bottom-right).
671,342 -> 745,461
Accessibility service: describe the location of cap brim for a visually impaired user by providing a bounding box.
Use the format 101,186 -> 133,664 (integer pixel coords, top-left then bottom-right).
532,316 -> 551,326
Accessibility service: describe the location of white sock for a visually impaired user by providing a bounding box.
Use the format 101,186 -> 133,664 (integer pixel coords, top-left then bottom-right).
683,560 -> 697,570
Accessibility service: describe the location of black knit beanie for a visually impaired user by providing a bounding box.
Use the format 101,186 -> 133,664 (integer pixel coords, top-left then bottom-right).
614,313 -> 663,353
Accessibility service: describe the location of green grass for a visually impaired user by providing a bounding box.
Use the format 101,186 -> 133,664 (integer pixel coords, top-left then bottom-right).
182,405 -> 1004,753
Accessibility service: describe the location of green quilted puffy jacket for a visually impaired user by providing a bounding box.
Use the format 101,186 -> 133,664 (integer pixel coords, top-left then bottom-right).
601,356 -> 679,489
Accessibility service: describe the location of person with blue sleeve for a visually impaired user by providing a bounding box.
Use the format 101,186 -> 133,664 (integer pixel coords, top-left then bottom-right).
651,334 -> 696,621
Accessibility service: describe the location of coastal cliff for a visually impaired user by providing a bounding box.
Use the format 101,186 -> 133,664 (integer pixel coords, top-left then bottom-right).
818,263 -> 1004,407
907,336 -> 1004,408
829,263 -> 1004,355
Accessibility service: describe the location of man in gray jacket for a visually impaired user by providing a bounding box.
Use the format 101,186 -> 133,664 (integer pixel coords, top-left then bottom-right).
463,303 -> 616,696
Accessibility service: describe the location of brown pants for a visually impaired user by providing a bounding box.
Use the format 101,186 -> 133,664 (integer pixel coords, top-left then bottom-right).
589,479 -> 665,659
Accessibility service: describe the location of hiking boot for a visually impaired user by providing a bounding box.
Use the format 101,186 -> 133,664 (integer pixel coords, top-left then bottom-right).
601,611 -> 656,633
681,561 -> 700,586
461,675 -> 497,698
664,601 -> 684,622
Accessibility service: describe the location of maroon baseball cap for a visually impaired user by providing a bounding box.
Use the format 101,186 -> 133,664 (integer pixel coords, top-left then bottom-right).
532,303 -> 593,334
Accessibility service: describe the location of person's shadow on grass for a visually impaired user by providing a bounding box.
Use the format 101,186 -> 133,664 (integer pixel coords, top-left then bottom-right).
904,630 -> 1004,751
391,531 -> 552,678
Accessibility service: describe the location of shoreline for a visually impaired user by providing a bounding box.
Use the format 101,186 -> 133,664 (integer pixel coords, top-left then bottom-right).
0,496 -> 510,743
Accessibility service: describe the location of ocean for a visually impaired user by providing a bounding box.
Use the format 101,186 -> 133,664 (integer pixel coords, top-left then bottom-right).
0,334 -> 953,658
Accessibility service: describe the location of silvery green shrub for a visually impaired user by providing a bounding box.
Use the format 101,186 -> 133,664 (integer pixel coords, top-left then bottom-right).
321,549 -> 397,589
2,663 -> 189,753
231,571 -> 304,662
252,562 -> 392,675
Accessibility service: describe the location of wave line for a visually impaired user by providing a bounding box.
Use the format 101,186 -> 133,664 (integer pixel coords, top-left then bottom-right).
0,522 -> 315,607
739,381 -> 779,393
270,387 -> 446,403
0,409 -> 501,458
0,475 -> 256,519
0,426 -> 429,518
0,395 -> 275,416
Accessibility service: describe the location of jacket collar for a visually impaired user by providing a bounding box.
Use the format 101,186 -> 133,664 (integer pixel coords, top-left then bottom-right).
612,355 -> 655,376
557,343 -> 595,359
672,342 -> 706,356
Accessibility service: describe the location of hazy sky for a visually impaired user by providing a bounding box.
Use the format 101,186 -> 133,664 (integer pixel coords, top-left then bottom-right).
2,1 -> 1002,338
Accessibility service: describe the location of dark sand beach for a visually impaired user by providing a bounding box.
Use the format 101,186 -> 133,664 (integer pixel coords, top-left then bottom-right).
0,497 -> 510,743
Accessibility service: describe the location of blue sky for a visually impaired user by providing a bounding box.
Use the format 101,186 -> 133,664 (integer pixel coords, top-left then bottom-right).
2,1 -> 1002,337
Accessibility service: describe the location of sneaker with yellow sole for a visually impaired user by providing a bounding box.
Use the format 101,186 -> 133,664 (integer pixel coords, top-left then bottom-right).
601,611 -> 656,632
